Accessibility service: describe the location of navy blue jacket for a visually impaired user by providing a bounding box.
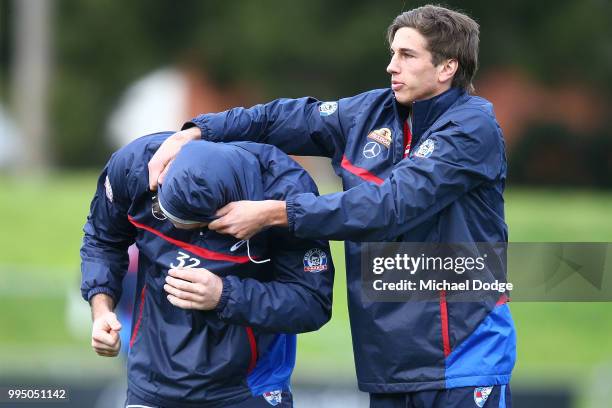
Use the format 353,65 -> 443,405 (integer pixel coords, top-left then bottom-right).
186,87 -> 516,393
81,133 -> 334,407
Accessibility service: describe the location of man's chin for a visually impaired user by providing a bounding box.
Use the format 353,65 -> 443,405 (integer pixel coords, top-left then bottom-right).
393,91 -> 413,106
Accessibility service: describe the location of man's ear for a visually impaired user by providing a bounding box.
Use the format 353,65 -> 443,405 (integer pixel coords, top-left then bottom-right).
438,59 -> 458,84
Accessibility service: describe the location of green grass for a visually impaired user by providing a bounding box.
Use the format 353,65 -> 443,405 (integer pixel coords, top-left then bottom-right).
0,172 -> 98,270
1,175 -> 612,385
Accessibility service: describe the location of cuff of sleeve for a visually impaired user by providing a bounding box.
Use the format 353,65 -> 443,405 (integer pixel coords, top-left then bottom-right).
215,276 -> 233,313
285,198 -> 297,233
182,115 -> 211,140
181,121 -> 197,131
87,287 -> 117,304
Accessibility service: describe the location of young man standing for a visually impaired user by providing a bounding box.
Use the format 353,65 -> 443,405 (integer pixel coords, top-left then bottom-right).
149,5 -> 515,407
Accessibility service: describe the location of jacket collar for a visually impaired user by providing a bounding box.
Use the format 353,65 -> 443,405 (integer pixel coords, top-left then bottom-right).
409,87 -> 465,139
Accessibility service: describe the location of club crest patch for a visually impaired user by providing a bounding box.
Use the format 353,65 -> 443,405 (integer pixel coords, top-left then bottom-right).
104,175 -> 114,202
319,101 -> 338,117
367,127 -> 392,148
303,248 -> 328,273
474,386 -> 493,407
415,138 -> 435,158
263,390 -> 282,406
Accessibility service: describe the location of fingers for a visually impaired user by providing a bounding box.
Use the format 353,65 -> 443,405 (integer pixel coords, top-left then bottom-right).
107,314 -> 122,332
215,202 -> 236,217
208,217 -> 247,238
157,159 -> 173,186
209,202 -> 239,231
91,329 -> 120,357
148,139 -> 177,191
164,268 -> 222,311
166,294 -> 196,310
92,337 -> 120,353
148,128 -> 202,190
163,283 -> 203,303
207,218 -> 226,232
92,327 -> 117,346
168,267 -> 211,284
165,275 -> 198,293
148,154 -> 169,191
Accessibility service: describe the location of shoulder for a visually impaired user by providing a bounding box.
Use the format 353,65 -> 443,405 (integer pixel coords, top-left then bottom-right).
340,88 -> 392,107
446,95 -> 499,133
106,131 -> 173,193
231,141 -> 319,199
109,131 -> 173,167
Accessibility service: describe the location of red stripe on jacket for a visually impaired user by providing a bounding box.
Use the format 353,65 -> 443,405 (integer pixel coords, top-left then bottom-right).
245,327 -> 258,373
128,216 -> 251,263
439,290 -> 451,357
129,284 -> 147,348
341,155 -> 384,185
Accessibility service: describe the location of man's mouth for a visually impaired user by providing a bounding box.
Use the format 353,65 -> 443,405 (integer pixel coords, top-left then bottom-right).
391,81 -> 404,91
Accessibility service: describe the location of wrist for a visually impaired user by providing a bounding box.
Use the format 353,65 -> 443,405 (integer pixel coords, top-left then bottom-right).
266,200 -> 288,227
182,126 -> 202,141
90,293 -> 114,321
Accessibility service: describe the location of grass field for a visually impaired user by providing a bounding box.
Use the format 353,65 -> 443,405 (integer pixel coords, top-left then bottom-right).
1,173 -> 611,391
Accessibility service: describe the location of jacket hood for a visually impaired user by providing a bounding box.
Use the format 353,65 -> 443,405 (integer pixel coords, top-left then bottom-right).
158,140 -> 263,223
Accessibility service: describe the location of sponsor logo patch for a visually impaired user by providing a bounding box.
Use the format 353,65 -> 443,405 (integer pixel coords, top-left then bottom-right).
362,141 -> 381,159
415,138 -> 435,158
474,386 -> 493,407
104,175 -> 114,202
319,101 -> 338,117
367,127 -> 392,148
303,248 -> 328,273
263,390 -> 282,406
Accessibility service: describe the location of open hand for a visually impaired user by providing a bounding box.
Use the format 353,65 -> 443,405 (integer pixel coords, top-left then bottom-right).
164,267 -> 223,310
208,200 -> 288,240
148,127 -> 201,191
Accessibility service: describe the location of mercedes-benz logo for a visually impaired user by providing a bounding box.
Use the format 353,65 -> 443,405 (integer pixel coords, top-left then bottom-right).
363,141 -> 382,159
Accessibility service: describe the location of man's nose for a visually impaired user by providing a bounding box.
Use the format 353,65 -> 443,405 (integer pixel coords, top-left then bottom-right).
386,55 -> 399,75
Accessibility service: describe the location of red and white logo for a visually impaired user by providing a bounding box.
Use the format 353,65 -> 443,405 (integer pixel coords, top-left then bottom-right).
474,386 -> 493,407
303,248 -> 328,272
263,390 -> 282,406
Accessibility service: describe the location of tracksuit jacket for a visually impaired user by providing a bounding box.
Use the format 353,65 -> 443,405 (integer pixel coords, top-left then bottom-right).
80,134 -> 334,407
185,86 -> 516,393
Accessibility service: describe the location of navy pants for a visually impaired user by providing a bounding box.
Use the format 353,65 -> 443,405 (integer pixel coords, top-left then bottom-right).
370,385 -> 511,408
125,389 -> 293,408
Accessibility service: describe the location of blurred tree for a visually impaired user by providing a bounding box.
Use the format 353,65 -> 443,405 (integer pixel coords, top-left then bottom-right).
10,0 -> 52,173
1,0 -> 610,169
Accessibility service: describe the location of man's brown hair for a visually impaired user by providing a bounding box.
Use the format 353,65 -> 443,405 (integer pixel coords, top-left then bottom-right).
387,5 -> 480,93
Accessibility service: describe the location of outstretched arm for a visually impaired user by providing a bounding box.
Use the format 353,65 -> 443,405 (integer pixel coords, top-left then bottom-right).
147,93 -> 377,190
209,114 -> 505,241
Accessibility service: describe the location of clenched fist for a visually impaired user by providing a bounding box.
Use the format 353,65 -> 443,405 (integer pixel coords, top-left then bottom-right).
91,311 -> 122,357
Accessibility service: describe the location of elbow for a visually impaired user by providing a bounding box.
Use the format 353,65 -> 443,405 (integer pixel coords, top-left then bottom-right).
299,301 -> 332,333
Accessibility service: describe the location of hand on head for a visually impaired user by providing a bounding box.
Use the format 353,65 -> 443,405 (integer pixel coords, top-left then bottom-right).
148,127 -> 201,191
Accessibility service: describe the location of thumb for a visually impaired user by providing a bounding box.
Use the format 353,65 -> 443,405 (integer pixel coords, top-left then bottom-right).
215,202 -> 236,217
107,313 -> 122,332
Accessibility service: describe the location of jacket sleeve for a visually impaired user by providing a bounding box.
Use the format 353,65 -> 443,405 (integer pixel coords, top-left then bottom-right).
213,147 -> 335,333
285,110 -> 505,241
80,154 -> 137,304
215,232 -> 334,333
183,96 -> 359,158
